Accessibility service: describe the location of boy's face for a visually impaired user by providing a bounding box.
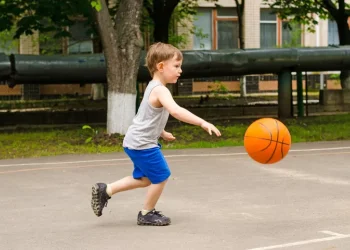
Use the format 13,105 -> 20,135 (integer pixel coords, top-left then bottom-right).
157,55 -> 182,84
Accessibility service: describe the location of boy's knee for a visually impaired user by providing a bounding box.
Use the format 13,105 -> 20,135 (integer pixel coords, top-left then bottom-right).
140,177 -> 151,187
155,171 -> 171,184
152,178 -> 169,185
142,182 -> 151,188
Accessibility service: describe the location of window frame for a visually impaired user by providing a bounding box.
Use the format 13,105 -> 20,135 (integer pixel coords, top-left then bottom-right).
213,9 -> 239,49
279,19 -> 303,47
192,8 -> 213,50
67,20 -> 94,55
260,9 -> 278,48
260,8 -> 303,48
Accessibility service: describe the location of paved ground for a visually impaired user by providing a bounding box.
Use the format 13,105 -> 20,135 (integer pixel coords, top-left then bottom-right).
1,140 -> 350,250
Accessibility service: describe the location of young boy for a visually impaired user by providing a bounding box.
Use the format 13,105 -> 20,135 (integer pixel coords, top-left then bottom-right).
91,42 -> 221,226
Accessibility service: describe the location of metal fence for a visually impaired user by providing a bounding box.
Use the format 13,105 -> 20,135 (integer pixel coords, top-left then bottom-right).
0,72 -> 341,101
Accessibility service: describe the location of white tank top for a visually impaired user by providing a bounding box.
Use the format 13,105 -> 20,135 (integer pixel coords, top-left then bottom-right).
123,80 -> 169,149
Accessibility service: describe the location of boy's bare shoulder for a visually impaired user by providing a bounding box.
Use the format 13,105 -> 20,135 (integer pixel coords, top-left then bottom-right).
153,85 -> 171,95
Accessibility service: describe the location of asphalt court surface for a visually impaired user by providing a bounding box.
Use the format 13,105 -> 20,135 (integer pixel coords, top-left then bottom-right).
1,140 -> 350,249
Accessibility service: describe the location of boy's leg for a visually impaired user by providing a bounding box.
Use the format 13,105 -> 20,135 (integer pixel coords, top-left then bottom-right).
137,179 -> 171,226
143,180 -> 167,211
131,146 -> 171,226
110,176 -> 151,195
91,177 -> 150,217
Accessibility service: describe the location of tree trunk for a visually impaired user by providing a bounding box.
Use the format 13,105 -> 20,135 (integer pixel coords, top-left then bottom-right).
91,37 -> 105,100
338,19 -> 350,89
153,14 -> 171,43
335,3 -> 350,89
235,0 -> 246,97
94,0 -> 144,135
91,83 -> 105,100
235,0 -> 245,50
152,0 -> 179,43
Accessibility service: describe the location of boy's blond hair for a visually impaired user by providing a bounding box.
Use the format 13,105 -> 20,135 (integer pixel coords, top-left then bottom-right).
146,42 -> 183,77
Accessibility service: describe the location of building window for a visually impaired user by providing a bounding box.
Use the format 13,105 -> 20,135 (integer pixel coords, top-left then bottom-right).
260,9 -> 302,48
328,20 -> 339,45
0,29 -> 18,55
215,8 -> 239,49
68,21 -> 93,54
193,8 -> 238,50
193,9 -> 212,50
281,21 -> 302,47
260,9 -> 277,48
0,40 -> 18,55
39,32 -> 63,55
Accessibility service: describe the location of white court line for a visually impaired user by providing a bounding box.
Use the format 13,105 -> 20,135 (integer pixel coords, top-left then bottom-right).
260,167 -> 350,186
0,158 -> 130,168
321,230 -> 346,237
289,146 -> 350,152
1,146 -> 350,168
248,231 -> 350,250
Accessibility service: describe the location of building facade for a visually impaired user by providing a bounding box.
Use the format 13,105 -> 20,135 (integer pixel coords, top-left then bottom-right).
179,0 -> 343,95
182,0 -> 339,51
0,0 -> 345,99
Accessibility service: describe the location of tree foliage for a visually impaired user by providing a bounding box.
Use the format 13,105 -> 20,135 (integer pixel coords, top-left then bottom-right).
0,26 -> 18,54
263,0 -> 350,88
0,0 -> 217,50
263,0 -> 350,33
142,0 -> 217,45
0,0 -> 92,38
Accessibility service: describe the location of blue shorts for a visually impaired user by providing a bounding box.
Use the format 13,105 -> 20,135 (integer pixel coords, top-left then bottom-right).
123,145 -> 171,184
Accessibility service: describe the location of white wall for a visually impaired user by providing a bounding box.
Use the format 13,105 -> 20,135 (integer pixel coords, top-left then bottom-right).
186,0 -> 333,49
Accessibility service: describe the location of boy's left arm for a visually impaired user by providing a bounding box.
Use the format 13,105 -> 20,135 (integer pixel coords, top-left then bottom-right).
161,130 -> 176,141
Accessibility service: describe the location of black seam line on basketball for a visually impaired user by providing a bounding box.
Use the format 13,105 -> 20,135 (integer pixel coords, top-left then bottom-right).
266,120 -> 279,164
257,122 -> 273,151
281,136 -> 289,158
244,136 -> 290,146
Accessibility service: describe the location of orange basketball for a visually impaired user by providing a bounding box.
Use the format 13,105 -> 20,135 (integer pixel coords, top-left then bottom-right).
244,118 -> 291,164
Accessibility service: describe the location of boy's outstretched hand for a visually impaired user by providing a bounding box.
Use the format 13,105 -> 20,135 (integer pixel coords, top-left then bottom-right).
201,122 -> 221,136
161,130 -> 176,141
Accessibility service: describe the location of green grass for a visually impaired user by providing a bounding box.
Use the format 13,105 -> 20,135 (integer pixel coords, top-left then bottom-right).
1,113 -> 350,160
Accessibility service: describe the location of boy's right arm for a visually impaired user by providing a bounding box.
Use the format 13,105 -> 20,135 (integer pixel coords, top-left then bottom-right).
156,86 -> 221,136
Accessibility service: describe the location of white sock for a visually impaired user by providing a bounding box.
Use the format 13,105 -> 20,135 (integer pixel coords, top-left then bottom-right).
106,184 -> 112,197
141,209 -> 151,216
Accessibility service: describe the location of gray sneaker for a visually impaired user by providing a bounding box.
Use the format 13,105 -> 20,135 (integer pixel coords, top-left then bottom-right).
137,209 -> 171,226
91,183 -> 111,217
